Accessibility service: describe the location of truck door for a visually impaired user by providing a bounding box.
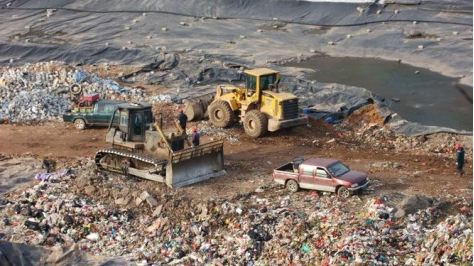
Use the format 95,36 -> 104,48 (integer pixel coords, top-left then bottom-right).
299,165 -> 315,188
314,168 -> 336,192
93,102 -> 109,125
104,104 -> 118,124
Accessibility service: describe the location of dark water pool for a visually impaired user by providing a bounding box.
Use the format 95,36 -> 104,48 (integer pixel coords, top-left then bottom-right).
287,57 -> 473,131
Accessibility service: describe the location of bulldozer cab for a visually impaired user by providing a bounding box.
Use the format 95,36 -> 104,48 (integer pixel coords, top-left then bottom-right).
243,68 -> 279,103
112,103 -> 154,142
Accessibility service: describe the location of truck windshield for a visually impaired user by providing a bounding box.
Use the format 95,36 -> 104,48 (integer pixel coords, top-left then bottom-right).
327,162 -> 350,177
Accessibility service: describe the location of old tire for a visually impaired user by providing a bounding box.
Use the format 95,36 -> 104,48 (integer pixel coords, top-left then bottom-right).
70,83 -> 82,95
286,180 -> 299,193
208,100 -> 235,128
337,187 -> 351,198
74,119 -> 86,130
243,110 -> 268,138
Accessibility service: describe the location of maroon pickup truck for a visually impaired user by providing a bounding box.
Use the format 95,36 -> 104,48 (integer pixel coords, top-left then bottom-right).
273,157 -> 369,198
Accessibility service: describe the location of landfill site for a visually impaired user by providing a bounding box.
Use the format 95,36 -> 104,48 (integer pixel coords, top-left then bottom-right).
0,0 -> 473,265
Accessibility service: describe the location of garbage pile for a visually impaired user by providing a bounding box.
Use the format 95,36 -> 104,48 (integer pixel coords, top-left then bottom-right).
344,122 -> 472,160
195,120 -> 239,142
4,90 -> 70,122
0,62 -> 147,122
1,169 -> 135,256
0,166 -> 471,265
335,106 -> 472,160
148,94 -> 176,103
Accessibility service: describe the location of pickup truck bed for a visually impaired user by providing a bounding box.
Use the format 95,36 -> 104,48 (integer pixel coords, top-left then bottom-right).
273,162 -> 298,185
275,162 -> 295,172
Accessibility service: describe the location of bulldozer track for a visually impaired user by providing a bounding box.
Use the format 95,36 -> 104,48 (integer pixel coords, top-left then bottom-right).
95,148 -> 167,173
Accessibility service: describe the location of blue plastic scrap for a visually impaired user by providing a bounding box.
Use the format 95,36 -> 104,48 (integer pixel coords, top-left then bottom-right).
104,80 -> 125,93
325,117 -> 334,124
73,71 -> 88,83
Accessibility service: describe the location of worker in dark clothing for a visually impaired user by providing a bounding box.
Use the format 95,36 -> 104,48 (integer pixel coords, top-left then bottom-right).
455,143 -> 465,177
42,158 -> 54,173
178,109 -> 188,132
191,127 -> 200,147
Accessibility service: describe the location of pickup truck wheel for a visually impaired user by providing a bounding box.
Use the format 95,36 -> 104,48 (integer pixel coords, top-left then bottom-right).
243,110 -> 268,138
208,100 -> 235,128
337,187 -> 351,198
74,119 -> 86,130
286,180 -> 299,193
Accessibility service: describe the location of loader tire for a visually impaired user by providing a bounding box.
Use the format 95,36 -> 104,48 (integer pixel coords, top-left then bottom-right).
243,110 -> 268,138
209,100 -> 235,128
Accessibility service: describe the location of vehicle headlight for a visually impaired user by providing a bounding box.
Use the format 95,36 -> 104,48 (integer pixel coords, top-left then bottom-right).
351,183 -> 358,188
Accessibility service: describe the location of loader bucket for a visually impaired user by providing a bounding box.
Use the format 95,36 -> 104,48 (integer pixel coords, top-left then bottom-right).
165,140 -> 225,188
183,92 -> 214,121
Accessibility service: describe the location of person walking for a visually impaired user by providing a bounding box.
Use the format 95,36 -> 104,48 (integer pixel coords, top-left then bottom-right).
191,127 -> 200,147
178,109 -> 188,132
455,143 -> 465,177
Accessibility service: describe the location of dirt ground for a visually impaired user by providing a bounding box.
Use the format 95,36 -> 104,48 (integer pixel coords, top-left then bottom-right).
0,118 -> 471,202
0,122 -> 107,159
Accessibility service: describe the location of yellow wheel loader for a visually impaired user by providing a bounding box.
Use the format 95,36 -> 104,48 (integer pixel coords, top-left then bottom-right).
94,103 -> 225,188
184,68 -> 307,138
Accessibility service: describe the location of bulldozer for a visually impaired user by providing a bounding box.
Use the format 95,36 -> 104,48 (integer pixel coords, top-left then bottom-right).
184,68 -> 307,137
94,103 -> 225,188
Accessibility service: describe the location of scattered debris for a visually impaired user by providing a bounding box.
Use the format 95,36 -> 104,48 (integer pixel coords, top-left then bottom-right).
195,120 -> 239,142
0,168 -> 471,265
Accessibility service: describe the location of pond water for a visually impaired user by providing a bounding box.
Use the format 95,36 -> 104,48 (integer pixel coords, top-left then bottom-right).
287,57 -> 473,131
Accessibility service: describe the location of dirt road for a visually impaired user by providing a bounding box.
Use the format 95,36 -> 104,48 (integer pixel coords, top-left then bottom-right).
0,122 -> 471,201
0,122 -> 107,158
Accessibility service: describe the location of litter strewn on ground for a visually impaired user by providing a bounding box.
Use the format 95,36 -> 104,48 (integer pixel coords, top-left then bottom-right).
0,165 -> 471,265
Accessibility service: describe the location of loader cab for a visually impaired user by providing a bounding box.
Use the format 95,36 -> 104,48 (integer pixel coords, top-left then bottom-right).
115,103 -> 154,142
243,68 -> 279,103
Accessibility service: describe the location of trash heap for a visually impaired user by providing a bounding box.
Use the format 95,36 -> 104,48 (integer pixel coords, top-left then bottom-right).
4,90 -> 70,122
148,94 -> 177,103
195,120 -> 239,142
0,168 -> 472,265
0,62 -> 147,122
335,109 -> 472,160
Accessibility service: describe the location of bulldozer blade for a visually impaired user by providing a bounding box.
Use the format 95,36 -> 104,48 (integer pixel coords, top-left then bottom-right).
165,140 -> 225,188
183,93 -> 214,121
